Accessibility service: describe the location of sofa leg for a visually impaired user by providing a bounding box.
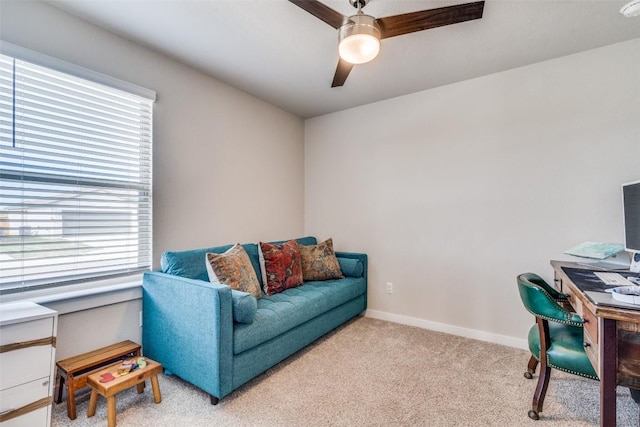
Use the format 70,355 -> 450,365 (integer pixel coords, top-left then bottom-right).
210,395 -> 219,405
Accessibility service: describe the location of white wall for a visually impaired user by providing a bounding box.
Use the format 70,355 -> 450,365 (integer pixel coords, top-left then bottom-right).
305,39 -> 640,347
1,0 -> 305,357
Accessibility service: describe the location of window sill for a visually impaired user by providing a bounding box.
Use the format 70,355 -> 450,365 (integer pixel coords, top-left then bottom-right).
0,276 -> 143,315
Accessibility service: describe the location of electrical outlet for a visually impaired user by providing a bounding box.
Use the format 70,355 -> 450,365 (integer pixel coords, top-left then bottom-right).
386,282 -> 393,294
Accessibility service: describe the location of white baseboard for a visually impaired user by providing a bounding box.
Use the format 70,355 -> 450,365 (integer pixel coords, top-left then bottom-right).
364,309 -> 528,351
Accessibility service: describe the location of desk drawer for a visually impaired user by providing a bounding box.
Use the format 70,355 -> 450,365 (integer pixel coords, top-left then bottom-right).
581,309 -> 600,376
583,328 -> 599,376
582,308 -> 598,345
554,274 -> 581,313
581,308 -> 599,375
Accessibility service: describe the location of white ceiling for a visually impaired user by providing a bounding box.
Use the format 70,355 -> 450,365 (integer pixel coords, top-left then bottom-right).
46,0 -> 640,118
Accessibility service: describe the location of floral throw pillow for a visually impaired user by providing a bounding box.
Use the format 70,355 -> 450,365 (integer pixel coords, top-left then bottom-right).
259,240 -> 304,295
299,238 -> 344,281
206,243 -> 262,298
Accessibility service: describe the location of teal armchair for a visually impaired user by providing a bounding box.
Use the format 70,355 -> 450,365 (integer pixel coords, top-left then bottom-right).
517,273 -> 598,420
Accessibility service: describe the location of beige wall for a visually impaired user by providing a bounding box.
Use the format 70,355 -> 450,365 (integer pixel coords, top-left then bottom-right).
0,0 -> 305,262
305,39 -> 640,346
2,0 -> 639,354
53,300 -> 142,360
1,0 -> 305,358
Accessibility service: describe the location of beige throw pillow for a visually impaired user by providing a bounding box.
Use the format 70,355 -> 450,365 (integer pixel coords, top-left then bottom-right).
299,238 -> 344,281
206,243 -> 262,298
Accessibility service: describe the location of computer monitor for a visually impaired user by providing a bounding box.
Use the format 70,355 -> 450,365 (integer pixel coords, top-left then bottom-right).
623,180 -> 640,272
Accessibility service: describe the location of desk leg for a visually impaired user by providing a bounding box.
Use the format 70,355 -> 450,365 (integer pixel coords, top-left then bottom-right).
600,318 -> 617,427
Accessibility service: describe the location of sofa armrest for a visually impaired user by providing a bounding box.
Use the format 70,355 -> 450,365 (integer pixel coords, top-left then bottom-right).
142,271 -> 234,399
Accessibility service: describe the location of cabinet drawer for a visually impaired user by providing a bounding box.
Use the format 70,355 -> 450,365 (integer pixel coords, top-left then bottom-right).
0,377 -> 50,413
0,405 -> 49,427
0,318 -> 54,346
0,346 -> 53,391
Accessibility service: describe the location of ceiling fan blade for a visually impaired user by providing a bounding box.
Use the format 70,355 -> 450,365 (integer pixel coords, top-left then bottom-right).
288,0 -> 348,29
331,58 -> 354,87
377,1 -> 485,39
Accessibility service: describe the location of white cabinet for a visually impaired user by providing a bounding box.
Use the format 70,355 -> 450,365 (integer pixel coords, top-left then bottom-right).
0,302 -> 57,427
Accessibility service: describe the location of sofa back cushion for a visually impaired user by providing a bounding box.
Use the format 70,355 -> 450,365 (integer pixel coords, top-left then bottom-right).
161,237 -> 317,284
162,243 -> 247,281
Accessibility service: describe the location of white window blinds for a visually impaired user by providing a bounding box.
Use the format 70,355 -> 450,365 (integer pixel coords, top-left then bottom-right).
0,52 -> 153,294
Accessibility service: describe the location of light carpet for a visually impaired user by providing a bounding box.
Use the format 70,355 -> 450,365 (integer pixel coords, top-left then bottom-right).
52,316 -> 639,426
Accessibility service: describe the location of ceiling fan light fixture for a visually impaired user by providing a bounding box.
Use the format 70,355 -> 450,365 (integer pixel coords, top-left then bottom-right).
621,0 -> 640,17
338,14 -> 381,64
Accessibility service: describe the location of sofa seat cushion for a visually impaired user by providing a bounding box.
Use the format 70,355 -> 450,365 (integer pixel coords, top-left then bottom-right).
233,277 -> 366,354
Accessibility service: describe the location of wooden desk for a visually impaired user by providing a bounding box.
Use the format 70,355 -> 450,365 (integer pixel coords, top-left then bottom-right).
551,261 -> 640,427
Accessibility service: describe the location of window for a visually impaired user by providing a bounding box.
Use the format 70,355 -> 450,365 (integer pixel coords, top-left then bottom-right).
0,45 -> 154,295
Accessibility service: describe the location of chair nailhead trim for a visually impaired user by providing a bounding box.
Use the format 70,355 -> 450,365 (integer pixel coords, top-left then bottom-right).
546,356 -> 599,380
522,286 -> 584,327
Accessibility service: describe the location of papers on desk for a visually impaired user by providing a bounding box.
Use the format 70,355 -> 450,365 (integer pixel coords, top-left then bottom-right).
585,290 -> 640,310
611,286 -> 640,305
564,242 -> 625,260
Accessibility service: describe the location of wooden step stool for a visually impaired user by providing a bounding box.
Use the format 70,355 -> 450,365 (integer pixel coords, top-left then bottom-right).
87,358 -> 162,427
55,340 -> 141,420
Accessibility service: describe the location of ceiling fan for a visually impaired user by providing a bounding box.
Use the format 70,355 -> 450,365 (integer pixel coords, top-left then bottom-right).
289,0 -> 485,87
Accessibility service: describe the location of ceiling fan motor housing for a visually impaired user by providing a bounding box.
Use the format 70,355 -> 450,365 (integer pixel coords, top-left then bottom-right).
338,14 -> 381,64
349,0 -> 369,8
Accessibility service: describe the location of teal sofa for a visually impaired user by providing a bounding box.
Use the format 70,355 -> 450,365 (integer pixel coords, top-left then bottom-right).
142,236 -> 367,403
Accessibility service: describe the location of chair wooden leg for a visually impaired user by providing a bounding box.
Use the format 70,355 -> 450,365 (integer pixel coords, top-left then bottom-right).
524,355 -> 538,379
529,363 -> 551,420
210,395 -> 219,405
